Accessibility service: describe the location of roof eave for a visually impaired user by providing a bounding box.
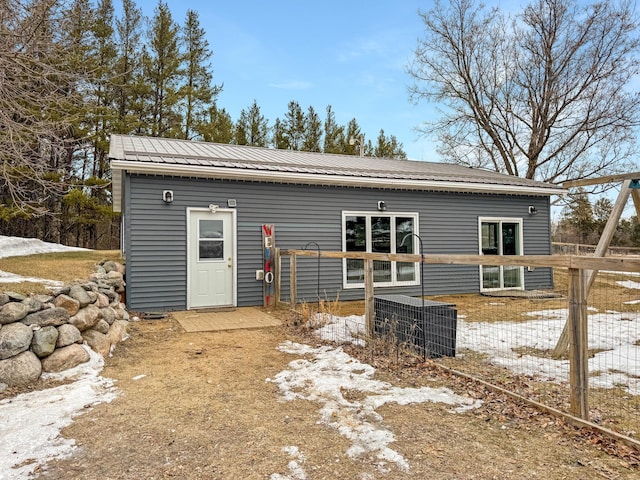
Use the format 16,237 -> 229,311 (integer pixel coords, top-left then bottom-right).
110,160 -> 565,208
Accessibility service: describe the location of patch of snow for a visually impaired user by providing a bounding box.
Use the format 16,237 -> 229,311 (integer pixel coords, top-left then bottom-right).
617,280 -> 640,289
268,341 -> 481,473
0,235 -> 88,260
270,446 -> 307,480
0,235 -> 89,286
0,346 -> 117,479
312,313 -> 366,346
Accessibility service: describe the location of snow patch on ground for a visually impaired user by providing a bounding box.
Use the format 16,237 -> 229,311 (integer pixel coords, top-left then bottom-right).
0,235 -> 89,286
313,309 -> 640,395
268,341 -> 481,473
617,280 -> 640,289
0,347 -> 117,479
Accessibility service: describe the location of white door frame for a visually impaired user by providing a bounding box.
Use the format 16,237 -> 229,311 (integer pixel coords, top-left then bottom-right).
186,207 -> 237,309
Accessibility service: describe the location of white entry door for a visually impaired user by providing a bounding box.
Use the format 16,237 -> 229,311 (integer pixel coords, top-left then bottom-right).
188,209 -> 235,309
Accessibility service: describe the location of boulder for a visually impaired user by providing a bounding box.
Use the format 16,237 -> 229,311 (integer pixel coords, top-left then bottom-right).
0,351 -> 42,386
114,306 -> 129,321
21,307 -> 70,328
69,285 -> 93,308
96,292 -> 110,308
102,260 -> 126,275
53,294 -> 80,316
31,326 -> 59,358
0,322 -> 34,359
56,324 -> 83,347
41,344 -> 90,373
68,304 -> 102,332
82,329 -> 110,357
94,319 -> 110,334
100,307 -> 117,325
22,297 -> 43,313
5,292 -> 26,302
0,302 -> 29,325
0,293 -> 10,306
107,320 -> 129,346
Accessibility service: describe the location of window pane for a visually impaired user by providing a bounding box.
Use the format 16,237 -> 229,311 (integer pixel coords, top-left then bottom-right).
397,262 -> 415,282
346,216 -> 366,252
200,220 -> 223,239
481,222 -> 498,255
396,217 -> 414,253
373,260 -> 392,282
200,240 -> 223,259
371,216 -> 391,253
504,266 -> 521,288
482,265 -> 500,288
346,258 -> 364,284
502,223 -> 519,255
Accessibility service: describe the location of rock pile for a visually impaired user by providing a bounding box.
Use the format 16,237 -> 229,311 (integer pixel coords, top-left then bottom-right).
0,260 -> 129,388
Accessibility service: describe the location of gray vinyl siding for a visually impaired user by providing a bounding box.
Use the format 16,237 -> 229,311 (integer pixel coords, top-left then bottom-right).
124,174 -> 553,311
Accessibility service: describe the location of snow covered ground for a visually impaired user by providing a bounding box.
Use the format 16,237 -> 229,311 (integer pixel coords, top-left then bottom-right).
0,235 -> 88,287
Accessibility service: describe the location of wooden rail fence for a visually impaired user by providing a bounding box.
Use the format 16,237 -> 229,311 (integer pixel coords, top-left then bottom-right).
275,248 -> 640,439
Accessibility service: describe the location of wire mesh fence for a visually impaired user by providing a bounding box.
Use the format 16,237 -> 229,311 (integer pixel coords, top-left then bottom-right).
280,250 -> 640,446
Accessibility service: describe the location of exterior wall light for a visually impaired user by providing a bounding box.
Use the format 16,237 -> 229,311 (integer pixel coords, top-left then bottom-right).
528,205 -> 537,215
377,201 -> 386,211
163,190 -> 173,203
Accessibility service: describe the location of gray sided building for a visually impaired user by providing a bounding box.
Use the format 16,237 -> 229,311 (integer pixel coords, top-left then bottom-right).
109,135 -> 564,312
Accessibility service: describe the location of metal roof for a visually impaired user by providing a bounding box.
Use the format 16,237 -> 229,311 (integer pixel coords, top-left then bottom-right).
109,135 -> 564,212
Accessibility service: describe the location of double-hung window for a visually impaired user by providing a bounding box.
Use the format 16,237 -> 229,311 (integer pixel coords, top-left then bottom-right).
342,212 -> 419,288
478,217 -> 524,291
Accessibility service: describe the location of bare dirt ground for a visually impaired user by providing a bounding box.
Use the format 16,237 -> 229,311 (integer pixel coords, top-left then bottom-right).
32,315 -> 640,480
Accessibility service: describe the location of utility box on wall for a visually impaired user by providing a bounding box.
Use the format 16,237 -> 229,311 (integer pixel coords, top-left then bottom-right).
374,294 -> 457,358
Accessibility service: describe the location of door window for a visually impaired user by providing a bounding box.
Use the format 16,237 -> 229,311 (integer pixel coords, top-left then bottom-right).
199,220 -> 224,260
479,218 -> 523,290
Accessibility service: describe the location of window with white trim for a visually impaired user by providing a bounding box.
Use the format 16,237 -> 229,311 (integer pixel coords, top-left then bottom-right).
478,217 -> 524,291
342,212 -> 420,288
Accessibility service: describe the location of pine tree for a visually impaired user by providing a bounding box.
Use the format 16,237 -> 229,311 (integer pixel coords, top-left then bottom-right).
280,100 -> 305,150
144,0 -> 182,137
200,104 -> 234,143
344,119 -> 363,156
302,105 -> 322,152
373,129 -> 407,159
323,105 -> 345,154
272,118 -> 287,149
114,0 -> 144,134
180,9 -> 220,140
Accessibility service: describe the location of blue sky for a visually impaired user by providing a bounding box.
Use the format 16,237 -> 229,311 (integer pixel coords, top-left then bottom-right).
131,0 -> 445,161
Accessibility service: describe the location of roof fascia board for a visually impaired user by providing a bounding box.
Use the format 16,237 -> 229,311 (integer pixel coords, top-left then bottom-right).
110,160 -> 565,197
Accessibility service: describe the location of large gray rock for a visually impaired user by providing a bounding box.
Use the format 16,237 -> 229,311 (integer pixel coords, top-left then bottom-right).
94,319 -> 110,334
0,302 -> 29,325
69,285 -> 93,308
21,307 -> 70,328
82,329 -> 110,357
5,292 -> 26,302
100,307 -> 117,325
114,306 -> 129,321
22,297 -> 43,313
31,326 -> 59,358
0,351 -> 41,386
0,293 -> 10,306
96,292 -> 110,308
41,344 -> 90,373
69,304 -> 103,332
0,323 -> 33,360
56,324 -> 83,347
53,294 -> 80,316
102,260 -> 125,275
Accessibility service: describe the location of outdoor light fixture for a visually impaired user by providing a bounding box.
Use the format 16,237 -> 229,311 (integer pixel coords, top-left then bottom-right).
377,201 -> 386,211
162,190 -> 173,203
227,199 -> 237,208
528,205 -> 537,215
208,204 -> 219,213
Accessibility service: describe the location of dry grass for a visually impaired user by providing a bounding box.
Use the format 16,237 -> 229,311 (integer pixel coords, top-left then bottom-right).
0,250 -> 123,294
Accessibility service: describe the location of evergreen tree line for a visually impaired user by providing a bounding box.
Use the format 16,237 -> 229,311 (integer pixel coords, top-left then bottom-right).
0,0 -> 407,249
554,192 -> 640,247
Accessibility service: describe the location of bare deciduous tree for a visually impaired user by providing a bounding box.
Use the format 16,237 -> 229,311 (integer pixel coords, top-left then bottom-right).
0,0 -> 81,218
408,0 -> 640,187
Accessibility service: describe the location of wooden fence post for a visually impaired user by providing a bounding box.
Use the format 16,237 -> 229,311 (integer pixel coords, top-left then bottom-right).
275,248 -> 281,305
364,258 -> 374,337
289,254 -> 297,309
568,267 -> 589,420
